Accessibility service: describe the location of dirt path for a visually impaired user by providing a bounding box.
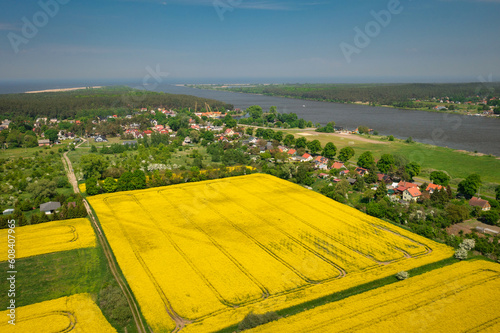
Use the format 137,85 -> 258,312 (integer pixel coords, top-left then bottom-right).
297,130 -> 389,144
62,140 -> 148,333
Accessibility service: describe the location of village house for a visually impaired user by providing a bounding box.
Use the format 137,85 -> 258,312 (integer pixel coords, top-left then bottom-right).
469,197 -> 491,211
302,153 -> 313,162
313,156 -> 329,165
38,139 -> 50,146
403,187 -> 422,202
331,162 -> 346,170
377,173 -> 392,184
355,167 -> 369,177
426,183 -> 444,194
40,202 -> 61,215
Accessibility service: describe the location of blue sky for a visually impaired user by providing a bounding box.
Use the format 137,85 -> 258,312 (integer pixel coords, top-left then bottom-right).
0,0 -> 499,83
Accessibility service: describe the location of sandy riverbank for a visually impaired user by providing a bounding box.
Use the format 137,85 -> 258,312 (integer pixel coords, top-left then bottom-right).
25,86 -> 103,94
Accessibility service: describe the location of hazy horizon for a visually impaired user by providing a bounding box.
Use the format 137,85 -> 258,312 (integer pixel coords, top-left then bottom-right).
1,0 -> 499,83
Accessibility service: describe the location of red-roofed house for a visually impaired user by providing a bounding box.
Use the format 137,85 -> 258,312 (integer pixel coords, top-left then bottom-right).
332,162 -> 346,170
355,167 -> 369,177
426,183 -> 444,194
398,181 -> 418,189
314,156 -> 329,165
469,197 -> 491,211
377,173 -> 392,184
403,187 -> 422,202
287,149 -> 297,156
143,130 -> 153,136
302,153 -> 313,162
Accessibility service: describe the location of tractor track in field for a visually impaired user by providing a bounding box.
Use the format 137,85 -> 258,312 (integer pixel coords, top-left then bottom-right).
62,139 -> 149,333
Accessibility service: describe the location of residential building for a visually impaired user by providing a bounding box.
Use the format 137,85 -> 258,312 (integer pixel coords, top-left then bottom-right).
469,197 -> 491,211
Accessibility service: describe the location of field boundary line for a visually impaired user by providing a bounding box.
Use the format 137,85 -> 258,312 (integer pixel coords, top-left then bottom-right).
62,147 -> 149,333
207,183 -> 346,280
102,196 -> 190,331
160,188 -> 271,300
253,177 -> 430,263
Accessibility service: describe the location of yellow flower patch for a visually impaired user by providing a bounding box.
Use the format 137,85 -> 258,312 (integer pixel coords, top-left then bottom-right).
249,260 -> 500,333
0,293 -> 116,332
0,218 -> 96,261
88,174 -> 454,332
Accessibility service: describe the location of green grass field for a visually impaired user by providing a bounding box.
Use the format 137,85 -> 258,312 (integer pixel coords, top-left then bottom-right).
288,130 -> 500,186
0,244 -> 136,332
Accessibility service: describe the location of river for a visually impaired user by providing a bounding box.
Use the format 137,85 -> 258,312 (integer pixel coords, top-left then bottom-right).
1,80 -> 498,156
150,84 -> 500,156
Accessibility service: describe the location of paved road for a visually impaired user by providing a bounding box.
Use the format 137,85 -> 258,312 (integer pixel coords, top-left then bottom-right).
62,140 -> 148,333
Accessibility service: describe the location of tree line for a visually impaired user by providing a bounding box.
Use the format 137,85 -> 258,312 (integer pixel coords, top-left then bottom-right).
0,86 -> 233,119
219,83 -> 500,106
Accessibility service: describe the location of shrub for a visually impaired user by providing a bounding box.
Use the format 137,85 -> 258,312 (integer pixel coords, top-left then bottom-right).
459,238 -> 476,251
396,271 -> 409,280
455,248 -> 468,260
238,312 -> 280,331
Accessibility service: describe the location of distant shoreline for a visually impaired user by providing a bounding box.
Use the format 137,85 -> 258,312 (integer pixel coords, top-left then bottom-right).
25,86 -> 103,94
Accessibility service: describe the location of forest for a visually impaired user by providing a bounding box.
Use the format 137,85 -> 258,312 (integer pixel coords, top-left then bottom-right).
0,86 -> 234,119
211,83 -> 500,107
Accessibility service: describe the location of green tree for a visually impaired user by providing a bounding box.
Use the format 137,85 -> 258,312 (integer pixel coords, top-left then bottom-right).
496,185 -> 500,201
374,182 -> 387,201
117,172 -> 134,191
353,175 -> 365,192
283,134 -> 295,147
430,171 -> 450,186
357,151 -> 375,169
366,202 -> 386,218
358,125 -> 370,134
44,128 -> 58,142
273,131 -> 284,143
445,204 -> 469,224
405,162 -> 421,180
481,211 -> 499,226
90,145 -> 97,153
245,127 -> 254,136
80,154 -> 109,179
322,142 -> 337,159
295,137 -> 307,149
376,154 -> 395,173
338,147 -> 355,162
103,177 -> 118,193
131,170 -> 147,189
26,179 -> 57,204
269,106 -> 277,114
85,177 -> 99,196
458,174 -> 482,199
247,105 -> 263,119
307,140 -> 322,155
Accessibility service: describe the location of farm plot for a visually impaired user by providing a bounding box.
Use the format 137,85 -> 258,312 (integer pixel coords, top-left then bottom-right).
0,293 -> 116,332
0,218 -> 96,261
88,174 -> 454,332
249,260 -> 500,333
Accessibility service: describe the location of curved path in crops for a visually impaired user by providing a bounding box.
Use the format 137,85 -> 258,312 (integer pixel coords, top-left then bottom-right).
62,139 -> 150,333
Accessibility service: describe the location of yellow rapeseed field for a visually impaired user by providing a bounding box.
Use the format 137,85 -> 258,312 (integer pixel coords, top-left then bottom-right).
249,260 -> 500,333
88,174 -> 454,332
0,293 -> 116,332
0,218 -> 96,261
